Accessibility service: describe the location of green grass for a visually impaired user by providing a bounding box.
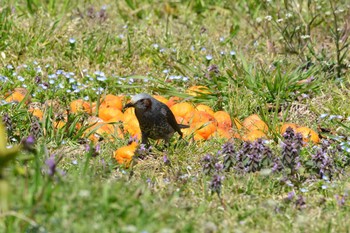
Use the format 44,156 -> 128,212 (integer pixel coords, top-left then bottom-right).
1,0 -> 350,232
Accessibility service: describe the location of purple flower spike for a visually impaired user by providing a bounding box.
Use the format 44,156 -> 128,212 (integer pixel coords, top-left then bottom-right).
163,155 -> 171,166
45,154 -> 56,177
22,135 -> 36,152
210,174 -> 224,195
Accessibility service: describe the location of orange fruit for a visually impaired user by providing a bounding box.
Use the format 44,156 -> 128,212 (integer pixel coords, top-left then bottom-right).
123,118 -> 141,139
175,116 -> 189,125
70,99 -> 91,114
279,123 -> 299,134
153,95 -> 169,105
214,111 -> 232,128
242,114 -> 268,133
170,102 -> 195,118
295,127 -> 320,144
114,141 -> 138,166
210,127 -> 232,139
29,108 -> 43,120
166,96 -> 182,108
186,85 -> 212,96
193,121 -> 217,140
100,94 -> 123,110
5,88 -> 30,104
195,104 -> 215,117
185,111 -> 215,124
98,107 -> 124,122
54,120 -> 66,129
242,129 -> 267,142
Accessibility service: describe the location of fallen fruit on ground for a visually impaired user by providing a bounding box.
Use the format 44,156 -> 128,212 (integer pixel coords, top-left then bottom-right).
295,127 -> 320,144
114,141 -> 138,166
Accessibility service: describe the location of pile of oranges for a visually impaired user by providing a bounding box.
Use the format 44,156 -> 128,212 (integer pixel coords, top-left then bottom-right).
4,86 -> 320,166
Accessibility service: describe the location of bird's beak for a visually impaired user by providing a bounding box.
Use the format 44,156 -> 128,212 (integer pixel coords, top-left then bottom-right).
123,102 -> 134,110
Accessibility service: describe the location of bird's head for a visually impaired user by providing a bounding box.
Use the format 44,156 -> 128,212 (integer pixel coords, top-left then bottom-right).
123,93 -> 153,111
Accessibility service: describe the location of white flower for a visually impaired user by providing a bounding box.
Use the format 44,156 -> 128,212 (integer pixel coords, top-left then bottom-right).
69,38 -> 76,44
265,15 -> 272,21
285,13 -> 293,18
256,17 -> 262,23
301,35 -> 311,40
206,55 -> 213,60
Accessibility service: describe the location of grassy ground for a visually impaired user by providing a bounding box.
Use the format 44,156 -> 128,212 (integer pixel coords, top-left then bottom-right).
1,0 -> 350,232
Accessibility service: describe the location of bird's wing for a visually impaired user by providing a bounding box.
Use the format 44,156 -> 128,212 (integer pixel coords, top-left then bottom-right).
161,106 -> 180,132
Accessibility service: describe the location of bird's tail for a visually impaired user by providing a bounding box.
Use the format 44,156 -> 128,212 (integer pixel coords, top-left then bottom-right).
178,124 -> 190,129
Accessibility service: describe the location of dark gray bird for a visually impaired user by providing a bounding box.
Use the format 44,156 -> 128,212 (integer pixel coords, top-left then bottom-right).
123,93 -> 189,146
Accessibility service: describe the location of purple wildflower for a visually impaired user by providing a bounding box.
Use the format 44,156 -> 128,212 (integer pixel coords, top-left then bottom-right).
295,195 -> 306,210
237,139 -> 273,172
335,194 -> 347,206
45,154 -> 56,177
21,135 -> 36,152
2,113 -> 13,132
163,155 -> 171,166
221,142 -> 236,171
281,127 -> 303,175
209,174 -> 224,195
201,154 -> 218,175
134,143 -> 151,160
311,140 -> 337,179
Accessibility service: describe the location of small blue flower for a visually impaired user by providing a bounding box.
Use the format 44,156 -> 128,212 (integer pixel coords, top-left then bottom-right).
219,37 -> 225,42
97,76 -> 107,81
17,76 -> 25,82
94,71 -> 105,76
320,113 -> 328,119
69,38 -> 76,44
206,55 -> 213,60
6,64 -> 14,69
48,74 -> 57,79
56,69 -> 64,75
230,50 -> 236,56
300,188 -> 308,193
35,66 -> 42,73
